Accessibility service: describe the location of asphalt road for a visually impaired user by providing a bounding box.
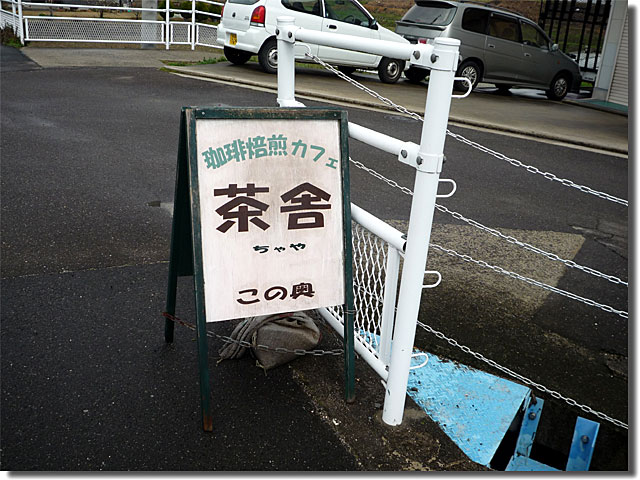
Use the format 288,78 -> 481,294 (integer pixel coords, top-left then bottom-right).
0,45 -> 628,470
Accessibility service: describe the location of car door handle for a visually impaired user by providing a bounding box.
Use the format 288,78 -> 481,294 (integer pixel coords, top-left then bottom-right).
487,43 -> 495,48
524,52 -> 532,57
328,24 -> 337,29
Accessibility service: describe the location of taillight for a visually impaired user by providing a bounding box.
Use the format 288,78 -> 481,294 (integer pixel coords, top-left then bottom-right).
221,4 -> 224,16
418,38 -> 427,44
250,5 -> 265,26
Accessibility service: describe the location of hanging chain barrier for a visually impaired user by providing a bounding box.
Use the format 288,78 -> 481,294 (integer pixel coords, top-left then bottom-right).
349,158 -> 628,318
162,312 -> 344,357
417,320 -> 629,430
430,243 -> 628,319
305,52 -> 628,207
445,130 -> 628,206
351,155 -> 626,287
434,203 -> 628,287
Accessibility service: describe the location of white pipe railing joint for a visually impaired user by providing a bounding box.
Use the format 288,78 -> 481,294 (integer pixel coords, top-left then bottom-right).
411,37 -> 460,71
415,152 -> 444,174
275,15 -> 299,44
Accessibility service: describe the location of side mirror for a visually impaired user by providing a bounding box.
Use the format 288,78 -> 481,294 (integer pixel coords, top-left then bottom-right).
370,18 -> 378,30
551,43 -> 559,52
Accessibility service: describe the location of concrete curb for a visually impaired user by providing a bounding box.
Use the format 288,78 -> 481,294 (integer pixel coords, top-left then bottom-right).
164,65 -> 629,156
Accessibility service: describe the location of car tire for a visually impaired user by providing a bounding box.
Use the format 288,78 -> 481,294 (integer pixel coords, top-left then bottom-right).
546,73 -> 570,101
258,38 -> 278,74
224,46 -> 252,65
378,57 -> 405,84
338,66 -> 356,75
404,66 -> 428,83
455,60 -> 481,91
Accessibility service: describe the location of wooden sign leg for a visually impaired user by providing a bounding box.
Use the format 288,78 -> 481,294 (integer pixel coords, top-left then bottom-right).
344,306 -> 356,403
195,305 -> 213,432
164,259 -> 178,343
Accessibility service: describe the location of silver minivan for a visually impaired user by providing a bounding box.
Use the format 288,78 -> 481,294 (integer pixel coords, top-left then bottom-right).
395,0 -> 582,100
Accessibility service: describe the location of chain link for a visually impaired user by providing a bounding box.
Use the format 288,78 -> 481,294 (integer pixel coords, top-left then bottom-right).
162,312 -> 344,356
350,158 -> 629,292
430,243 -> 628,319
417,320 -> 628,430
350,158 -> 414,196
445,130 -> 628,206
434,203 -> 628,286
305,52 -> 628,207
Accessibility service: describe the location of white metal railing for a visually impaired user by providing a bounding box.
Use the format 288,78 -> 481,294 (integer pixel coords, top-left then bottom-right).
0,0 -> 223,49
301,38 -> 628,430
275,16 -> 461,426
317,204 -> 405,382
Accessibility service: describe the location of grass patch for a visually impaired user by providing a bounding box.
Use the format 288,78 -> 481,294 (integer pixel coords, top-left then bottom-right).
1,26 -> 23,48
164,56 -> 226,66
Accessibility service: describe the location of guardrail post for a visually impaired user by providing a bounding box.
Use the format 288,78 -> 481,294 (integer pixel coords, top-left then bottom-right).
379,247 -> 400,366
17,0 -> 24,44
165,0 -> 170,49
190,0 -> 195,50
382,37 -> 460,426
276,16 -> 305,107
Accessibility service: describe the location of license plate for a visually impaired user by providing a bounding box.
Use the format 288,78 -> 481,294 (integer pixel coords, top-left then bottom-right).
229,33 -> 237,46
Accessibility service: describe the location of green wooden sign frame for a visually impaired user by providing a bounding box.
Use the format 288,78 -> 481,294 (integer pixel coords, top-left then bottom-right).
164,106 -> 356,432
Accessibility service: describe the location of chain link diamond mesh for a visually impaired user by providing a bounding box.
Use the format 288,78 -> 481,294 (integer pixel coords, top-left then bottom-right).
195,22 -> 218,47
327,221 -> 395,362
25,17 -> 164,42
170,22 -> 190,44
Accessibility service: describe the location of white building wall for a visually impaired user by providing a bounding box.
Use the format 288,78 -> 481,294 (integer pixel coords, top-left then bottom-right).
592,0 -> 628,104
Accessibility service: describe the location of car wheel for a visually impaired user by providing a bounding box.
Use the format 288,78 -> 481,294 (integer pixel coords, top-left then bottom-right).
404,66 -> 428,83
378,57 -> 405,84
455,60 -> 481,91
258,38 -> 278,74
224,46 -> 252,65
495,84 -> 512,94
338,66 -> 356,76
546,73 -> 570,101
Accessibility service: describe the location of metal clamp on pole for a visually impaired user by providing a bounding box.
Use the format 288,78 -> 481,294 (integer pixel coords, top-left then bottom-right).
415,152 -> 444,173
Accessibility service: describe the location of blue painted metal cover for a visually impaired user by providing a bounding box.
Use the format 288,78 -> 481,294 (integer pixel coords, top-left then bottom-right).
407,350 -> 530,466
507,455 -> 559,471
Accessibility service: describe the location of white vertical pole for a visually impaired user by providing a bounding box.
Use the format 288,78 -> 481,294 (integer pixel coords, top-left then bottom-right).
17,0 -> 24,44
382,37 -> 459,426
379,246 -> 400,366
11,0 -> 17,31
165,0 -> 170,49
191,0 -> 195,50
276,16 -> 305,107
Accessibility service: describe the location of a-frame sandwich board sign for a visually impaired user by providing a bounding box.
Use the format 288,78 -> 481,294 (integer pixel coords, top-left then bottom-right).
164,106 -> 356,431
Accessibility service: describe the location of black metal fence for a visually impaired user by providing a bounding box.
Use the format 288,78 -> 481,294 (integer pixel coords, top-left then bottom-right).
538,0 -> 611,77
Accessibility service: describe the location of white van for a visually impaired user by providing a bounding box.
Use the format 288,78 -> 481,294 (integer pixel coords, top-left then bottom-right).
216,0 -> 411,83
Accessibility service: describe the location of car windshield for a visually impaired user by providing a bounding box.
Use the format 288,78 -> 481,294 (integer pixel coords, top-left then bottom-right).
401,2 -> 457,26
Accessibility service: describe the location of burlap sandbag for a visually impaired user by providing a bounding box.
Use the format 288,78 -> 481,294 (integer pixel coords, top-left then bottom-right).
218,312 -> 321,371
251,313 -> 321,371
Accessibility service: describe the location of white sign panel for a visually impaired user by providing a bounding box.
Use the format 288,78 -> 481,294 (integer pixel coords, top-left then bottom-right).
195,117 -> 346,322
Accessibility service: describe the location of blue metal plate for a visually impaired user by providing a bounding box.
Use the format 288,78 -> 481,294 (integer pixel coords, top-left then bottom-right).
506,455 -> 559,471
407,349 -> 530,466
